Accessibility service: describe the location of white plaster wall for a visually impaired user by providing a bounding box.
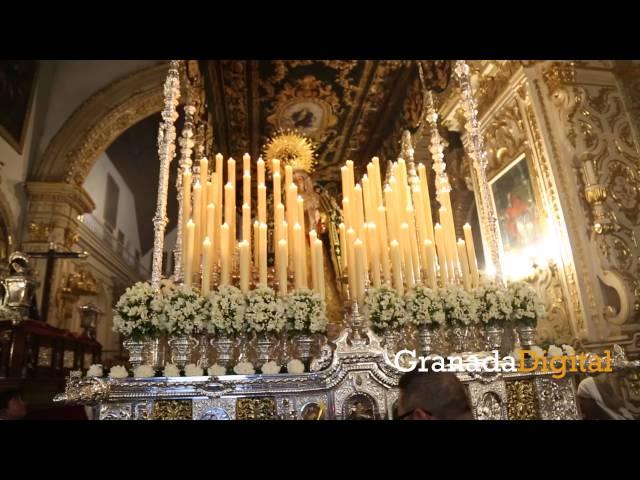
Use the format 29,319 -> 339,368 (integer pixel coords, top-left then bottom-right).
84,152 -> 142,258
0,82 -> 40,239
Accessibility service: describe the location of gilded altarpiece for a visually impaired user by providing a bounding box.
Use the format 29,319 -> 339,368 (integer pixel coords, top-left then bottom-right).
442,61 -> 640,352
535,61 -> 640,352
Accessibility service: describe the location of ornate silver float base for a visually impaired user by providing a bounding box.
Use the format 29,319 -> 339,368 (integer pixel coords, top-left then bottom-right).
450,325 -> 470,354
211,336 -> 235,369
382,330 -> 401,358
143,336 -> 165,371
417,326 -> 438,357
198,334 -> 210,370
294,334 -> 315,367
168,335 -> 198,369
517,325 -> 537,349
486,325 -> 504,352
255,333 -> 276,367
123,338 -> 145,369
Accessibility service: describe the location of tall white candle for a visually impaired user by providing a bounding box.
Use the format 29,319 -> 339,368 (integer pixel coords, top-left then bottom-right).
239,240 -> 249,294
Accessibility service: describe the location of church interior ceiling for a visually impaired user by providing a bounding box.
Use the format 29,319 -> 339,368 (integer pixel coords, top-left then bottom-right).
200,60 -> 456,193
106,60 -> 467,255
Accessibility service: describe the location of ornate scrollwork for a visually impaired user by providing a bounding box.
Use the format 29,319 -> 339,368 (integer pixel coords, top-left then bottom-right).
236,397 -> 277,420
150,400 -> 193,420
506,380 -> 539,420
534,377 -> 579,420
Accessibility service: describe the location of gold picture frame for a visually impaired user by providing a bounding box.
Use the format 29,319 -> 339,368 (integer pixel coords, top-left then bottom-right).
488,152 -> 549,275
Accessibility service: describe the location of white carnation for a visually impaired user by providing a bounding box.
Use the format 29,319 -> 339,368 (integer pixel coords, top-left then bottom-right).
108,365 -> 129,378
208,364 -> 227,376
163,363 -> 181,377
286,359 -> 305,374
531,346 -> 545,357
547,345 -> 564,357
184,363 -> 204,377
86,364 -> 103,377
133,364 -> 155,378
233,361 -> 255,375
562,344 -> 575,356
261,361 -> 281,374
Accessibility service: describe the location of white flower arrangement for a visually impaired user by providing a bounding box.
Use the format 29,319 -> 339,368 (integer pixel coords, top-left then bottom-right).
163,363 -> 181,377
474,281 -> 513,325
86,364 -> 103,377
507,280 -> 545,327
112,281 -> 165,340
404,286 -> 445,328
184,363 -> 204,377
439,285 -> 478,326
547,345 -> 564,357
284,288 -> 327,334
287,359 -> 305,374
108,365 -> 129,378
562,344 -> 575,356
233,361 -> 255,375
244,286 -> 285,334
208,364 -> 227,376
159,284 -> 207,337
133,364 -> 155,378
365,286 -> 406,333
261,361 -> 281,375
206,285 -> 246,336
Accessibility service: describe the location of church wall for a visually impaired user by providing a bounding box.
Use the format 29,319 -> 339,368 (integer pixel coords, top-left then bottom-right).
83,152 -> 143,260
0,81 -> 40,245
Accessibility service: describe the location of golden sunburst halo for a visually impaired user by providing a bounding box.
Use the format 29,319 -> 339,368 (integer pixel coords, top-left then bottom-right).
263,130 -> 316,175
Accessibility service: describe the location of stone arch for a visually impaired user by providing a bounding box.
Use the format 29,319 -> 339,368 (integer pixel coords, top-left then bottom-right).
33,62 -> 171,186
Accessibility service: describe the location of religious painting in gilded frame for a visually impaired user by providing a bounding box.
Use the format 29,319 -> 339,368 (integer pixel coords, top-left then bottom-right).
0,60 -> 38,154
488,153 -> 547,266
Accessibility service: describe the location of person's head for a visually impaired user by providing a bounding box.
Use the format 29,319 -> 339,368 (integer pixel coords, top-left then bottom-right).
396,369 -> 473,420
0,389 -> 26,419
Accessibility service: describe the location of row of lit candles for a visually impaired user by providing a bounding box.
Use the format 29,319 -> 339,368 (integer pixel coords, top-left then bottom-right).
338,157 -> 480,305
180,154 -> 325,299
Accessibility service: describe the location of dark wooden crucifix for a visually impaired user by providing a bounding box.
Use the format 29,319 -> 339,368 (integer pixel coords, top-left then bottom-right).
27,243 -> 88,324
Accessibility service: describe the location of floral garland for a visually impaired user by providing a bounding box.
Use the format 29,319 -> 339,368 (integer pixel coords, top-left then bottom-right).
112,281 -> 165,340
507,280 -> 545,327
283,288 -> 327,334
439,284 -> 477,327
205,285 -> 246,337
404,285 -> 445,328
244,286 -> 285,334
159,284 -> 207,336
474,281 -> 513,325
365,286 -> 406,333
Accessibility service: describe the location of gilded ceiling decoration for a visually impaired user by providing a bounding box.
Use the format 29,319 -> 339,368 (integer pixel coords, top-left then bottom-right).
201,60 -> 453,188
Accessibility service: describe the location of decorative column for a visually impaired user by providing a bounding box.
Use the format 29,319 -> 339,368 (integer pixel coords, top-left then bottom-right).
172,85 -> 196,282
453,60 -> 504,286
151,60 -> 181,290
